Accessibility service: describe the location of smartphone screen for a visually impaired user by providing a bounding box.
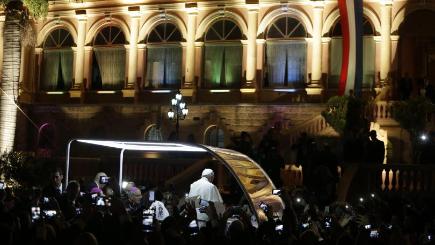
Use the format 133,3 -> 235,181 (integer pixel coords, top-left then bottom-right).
96,196 -> 105,206
370,230 -> 379,238
44,210 -> 57,218
31,207 -> 41,222
0,181 -> 4,189
99,176 -> 110,184
76,207 -> 82,215
272,189 -> 281,195
149,191 -> 155,202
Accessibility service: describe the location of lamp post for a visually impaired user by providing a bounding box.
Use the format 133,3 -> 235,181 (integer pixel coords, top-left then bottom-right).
167,91 -> 188,140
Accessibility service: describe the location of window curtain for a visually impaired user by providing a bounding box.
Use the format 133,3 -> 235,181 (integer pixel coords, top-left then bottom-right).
41,49 -> 73,90
329,38 -> 342,88
329,37 -> 375,89
146,46 -> 182,88
94,47 -> 126,89
266,41 -> 306,87
363,37 -> 375,88
204,43 -> 241,88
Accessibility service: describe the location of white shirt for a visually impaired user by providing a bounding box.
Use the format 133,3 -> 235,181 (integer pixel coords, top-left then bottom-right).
188,177 -> 223,203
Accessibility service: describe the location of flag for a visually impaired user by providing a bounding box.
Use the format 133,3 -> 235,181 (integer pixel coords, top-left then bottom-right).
338,0 -> 363,96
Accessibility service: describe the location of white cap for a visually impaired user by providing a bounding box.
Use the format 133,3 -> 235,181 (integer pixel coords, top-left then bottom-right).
201,168 -> 214,177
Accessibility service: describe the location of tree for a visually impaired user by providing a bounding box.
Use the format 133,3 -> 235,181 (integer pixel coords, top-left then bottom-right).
392,96 -> 434,163
0,0 -> 47,151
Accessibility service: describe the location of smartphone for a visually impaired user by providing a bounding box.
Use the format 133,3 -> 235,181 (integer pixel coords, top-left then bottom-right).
188,220 -> 199,236
76,207 -> 83,215
364,224 -> 372,230
275,224 -> 284,231
324,217 -> 332,228
43,197 -> 49,203
272,189 -> 282,195
259,202 -> 269,213
31,207 -> 41,222
43,210 -> 57,218
301,222 -> 310,229
370,230 -> 379,239
99,176 -> 110,184
0,181 -> 4,189
225,215 -> 240,234
199,199 -> 209,213
142,210 -> 154,232
149,191 -> 155,202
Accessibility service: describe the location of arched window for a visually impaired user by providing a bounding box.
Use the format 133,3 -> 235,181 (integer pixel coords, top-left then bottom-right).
92,25 -> 126,90
203,19 -> 243,89
265,16 -> 307,88
36,123 -> 56,157
204,126 -> 224,147
144,125 -> 163,141
41,29 -> 74,91
329,17 -> 375,89
145,22 -> 183,89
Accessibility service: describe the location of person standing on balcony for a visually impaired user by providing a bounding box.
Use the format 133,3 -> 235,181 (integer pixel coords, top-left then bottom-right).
366,130 -> 385,165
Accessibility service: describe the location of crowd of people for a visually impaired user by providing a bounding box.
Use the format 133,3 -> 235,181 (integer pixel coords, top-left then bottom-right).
1,165 -> 435,245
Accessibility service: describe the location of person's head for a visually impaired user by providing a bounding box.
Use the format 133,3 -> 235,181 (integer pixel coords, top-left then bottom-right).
369,130 -> 377,140
51,168 -> 63,188
94,172 -> 107,187
66,181 -> 80,200
127,187 -> 142,205
201,168 -> 214,183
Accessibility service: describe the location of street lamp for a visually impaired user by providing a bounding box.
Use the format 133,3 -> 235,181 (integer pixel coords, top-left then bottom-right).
167,91 -> 188,140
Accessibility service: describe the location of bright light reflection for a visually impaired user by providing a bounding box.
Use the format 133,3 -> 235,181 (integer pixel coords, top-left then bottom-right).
76,140 -> 207,152
273,89 -> 296,93
151,90 -> 171,93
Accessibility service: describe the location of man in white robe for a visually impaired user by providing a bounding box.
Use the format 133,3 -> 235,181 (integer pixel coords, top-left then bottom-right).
188,169 -> 224,225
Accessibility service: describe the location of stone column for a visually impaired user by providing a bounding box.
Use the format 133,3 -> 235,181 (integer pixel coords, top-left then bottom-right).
73,16 -> 87,89
246,5 -> 258,87
34,48 -> 43,92
0,16 -> 4,79
127,15 -> 140,89
256,39 -> 265,89
380,1 -> 392,85
185,8 -> 198,88
309,3 -> 324,91
137,43 -> 146,90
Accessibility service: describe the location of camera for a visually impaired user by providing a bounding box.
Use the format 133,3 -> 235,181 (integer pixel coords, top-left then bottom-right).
31,207 -> 41,222
99,176 -> 110,185
142,209 -> 155,232
0,181 -> 4,189
272,189 -> 282,195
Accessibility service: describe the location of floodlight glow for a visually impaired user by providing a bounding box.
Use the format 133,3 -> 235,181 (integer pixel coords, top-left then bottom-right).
46,91 -> 65,95
359,197 -> 364,202
210,89 -> 230,93
345,205 -> 349,209
420,134 -> 428,141
97,91 -> 116,94
151,90 -> 171,93
273,89 -> 296,93
296,198 -> 301,203
370,193 -> 375,198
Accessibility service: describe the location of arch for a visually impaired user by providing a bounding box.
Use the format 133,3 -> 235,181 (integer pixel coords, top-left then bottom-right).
203,125 -> 225,147
139,13 -> 187,43
37,123 -> 56,148
322,7 -> 381,36
391,5 -> 435,34
86,17 -> 130,45
37,19 -> 78,47
144,124 -> 163,141
196,10 -> 248,41
258,8 -> 313,38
